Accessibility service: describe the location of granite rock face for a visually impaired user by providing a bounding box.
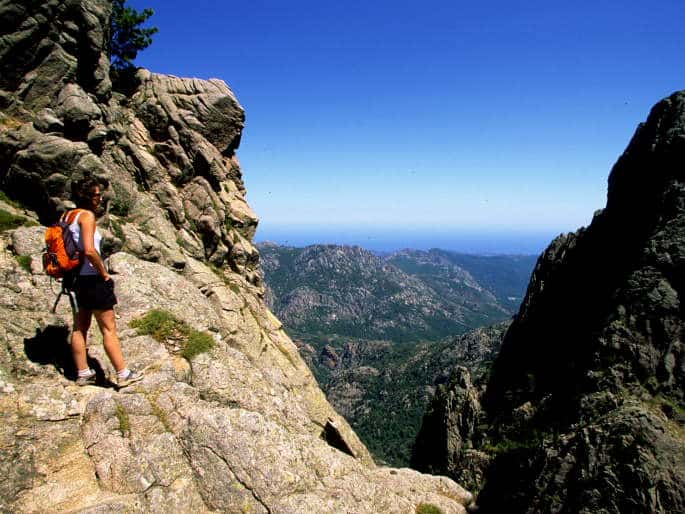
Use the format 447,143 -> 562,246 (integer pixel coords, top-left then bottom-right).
411,367 -> 489,493
0,1 -> 474,512
1,0 -> 260,284
0,0 -> 112,106
415,92 -> 685,513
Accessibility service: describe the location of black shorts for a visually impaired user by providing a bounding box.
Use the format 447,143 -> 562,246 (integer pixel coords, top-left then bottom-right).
74,275 -> 118,311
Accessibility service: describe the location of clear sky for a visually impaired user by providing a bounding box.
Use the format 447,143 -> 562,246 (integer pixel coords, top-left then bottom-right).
127,0 -> 685,251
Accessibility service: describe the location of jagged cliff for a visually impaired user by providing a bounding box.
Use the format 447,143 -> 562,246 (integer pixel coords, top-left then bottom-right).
413,92 -> 685,513
0,2 -> 474,512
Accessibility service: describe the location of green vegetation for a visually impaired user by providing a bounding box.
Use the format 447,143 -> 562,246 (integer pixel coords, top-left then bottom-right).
182,330 -> 216,361
0,190 -> 21,209
482,430 -> 545,456
0,209 -> 36,231
110,0 -> 158,71
131,309 -> 183,341
16,255 -> 31,273
115,403 -> 131,437
388,249 -> 537,312
416,504 -> 444,514
130,309 -> 215,361
286,322 -> 506,466
149,396 -> 172,433
259,244 -> 522,465
647,394 -> 685,434
296,325 -> 505,466
259,244 -> 535,343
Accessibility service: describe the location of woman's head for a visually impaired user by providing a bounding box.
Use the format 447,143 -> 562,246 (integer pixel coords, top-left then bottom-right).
71,177 -> 102,210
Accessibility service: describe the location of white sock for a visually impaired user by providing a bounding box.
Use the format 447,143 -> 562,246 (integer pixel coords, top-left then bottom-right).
78,368 -> 94,377
117,368 -> 131,379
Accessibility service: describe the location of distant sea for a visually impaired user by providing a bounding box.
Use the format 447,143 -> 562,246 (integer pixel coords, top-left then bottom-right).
255,224 -> 570,255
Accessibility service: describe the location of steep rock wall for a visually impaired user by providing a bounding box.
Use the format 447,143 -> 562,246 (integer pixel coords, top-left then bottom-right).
414,92 -> 685,513
0,1 -> 473,512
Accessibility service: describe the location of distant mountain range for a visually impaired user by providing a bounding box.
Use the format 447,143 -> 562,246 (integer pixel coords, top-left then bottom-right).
258,243 -> 537,343
258,243 -> 537,465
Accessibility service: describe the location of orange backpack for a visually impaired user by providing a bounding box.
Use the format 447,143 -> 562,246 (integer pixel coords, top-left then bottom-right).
43,209 -> 83,279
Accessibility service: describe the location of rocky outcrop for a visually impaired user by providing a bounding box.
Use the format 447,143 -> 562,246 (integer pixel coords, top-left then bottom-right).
412,367 -> 490,492
0,0 -> 112,106
414,92 -> 685,513
0,1 -> 474,512
1,55 -> 260,282
410,323 -> 511,486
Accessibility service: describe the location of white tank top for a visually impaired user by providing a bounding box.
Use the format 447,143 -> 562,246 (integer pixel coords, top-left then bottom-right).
65,210 -> 102,276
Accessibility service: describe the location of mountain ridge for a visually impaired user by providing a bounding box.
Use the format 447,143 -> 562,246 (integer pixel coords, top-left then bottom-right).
259,242 -> 536,342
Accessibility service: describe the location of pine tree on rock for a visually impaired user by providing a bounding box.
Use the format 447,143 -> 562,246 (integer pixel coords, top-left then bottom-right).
109,0 -> 158,71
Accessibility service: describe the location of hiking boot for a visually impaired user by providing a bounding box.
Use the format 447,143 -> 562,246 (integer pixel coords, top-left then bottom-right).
76,371 -> 97,386
118,369 -> 144,388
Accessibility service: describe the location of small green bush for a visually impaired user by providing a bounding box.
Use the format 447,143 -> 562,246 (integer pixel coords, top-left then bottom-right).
16,255 -> 31,273
131,309 -> 183,341
183,331 -> 216,360
130,309 -> 215,361
416,504 -> 445,514
0,191 -> 21,208
149,397 -> 172,432
115,404 -> 131,437
0,209 -> 28,231
482,432 -> 543,456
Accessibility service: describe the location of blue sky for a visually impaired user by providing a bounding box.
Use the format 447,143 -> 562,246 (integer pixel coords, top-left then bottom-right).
128,0 -> 685,251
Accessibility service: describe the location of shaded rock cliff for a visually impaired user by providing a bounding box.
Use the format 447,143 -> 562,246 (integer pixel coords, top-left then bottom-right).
0,1 -> 474,512
414,92 -> 685,513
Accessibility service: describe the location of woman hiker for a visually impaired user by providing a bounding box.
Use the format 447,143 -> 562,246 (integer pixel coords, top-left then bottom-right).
66,177 -> 143,387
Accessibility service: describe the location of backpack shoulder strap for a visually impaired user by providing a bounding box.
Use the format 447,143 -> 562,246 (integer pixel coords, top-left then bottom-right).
63,209 -> 84,225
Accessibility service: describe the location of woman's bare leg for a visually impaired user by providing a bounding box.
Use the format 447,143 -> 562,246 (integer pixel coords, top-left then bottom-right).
72,308 -> 92,371
94,308 -> 126,372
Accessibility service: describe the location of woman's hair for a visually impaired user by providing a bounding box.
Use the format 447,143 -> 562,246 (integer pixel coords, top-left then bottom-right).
71,177 -> 101,208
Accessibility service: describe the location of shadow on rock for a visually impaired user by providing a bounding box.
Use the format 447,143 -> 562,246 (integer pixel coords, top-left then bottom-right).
24,325 -> 106,385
